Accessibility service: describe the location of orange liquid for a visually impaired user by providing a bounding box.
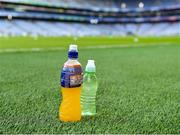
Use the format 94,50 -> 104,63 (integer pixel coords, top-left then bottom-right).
59,86 -> 82,122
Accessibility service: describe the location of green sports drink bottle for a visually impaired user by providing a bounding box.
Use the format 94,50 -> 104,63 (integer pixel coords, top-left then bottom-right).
81,60 -> 98,116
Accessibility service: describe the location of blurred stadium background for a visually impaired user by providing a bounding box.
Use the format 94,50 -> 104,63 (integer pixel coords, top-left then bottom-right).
0,0 -> 180,37
0,0 -> 180,134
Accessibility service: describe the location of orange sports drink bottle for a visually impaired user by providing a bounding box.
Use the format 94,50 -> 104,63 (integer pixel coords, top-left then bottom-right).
59,44 -> 83,122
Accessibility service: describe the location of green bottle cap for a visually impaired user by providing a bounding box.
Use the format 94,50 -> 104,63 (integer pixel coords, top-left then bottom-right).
85,60 -> 96,72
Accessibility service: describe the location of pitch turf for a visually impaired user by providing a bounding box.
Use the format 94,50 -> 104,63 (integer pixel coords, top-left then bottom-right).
0,37 -> 180,134
0,36 -> 180,50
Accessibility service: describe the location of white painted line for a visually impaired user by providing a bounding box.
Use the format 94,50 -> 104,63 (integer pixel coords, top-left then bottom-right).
0,43 -> 173,53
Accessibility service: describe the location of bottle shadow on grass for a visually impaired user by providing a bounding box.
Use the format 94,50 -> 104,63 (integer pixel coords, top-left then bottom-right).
81,115 -> 96,122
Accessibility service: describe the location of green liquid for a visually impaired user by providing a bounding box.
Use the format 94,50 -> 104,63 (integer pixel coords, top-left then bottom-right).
81,72 -> 98,116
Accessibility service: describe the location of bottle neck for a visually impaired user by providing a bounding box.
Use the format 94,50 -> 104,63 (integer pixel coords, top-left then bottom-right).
68,58 -> 78,61
85,70 -> 96,74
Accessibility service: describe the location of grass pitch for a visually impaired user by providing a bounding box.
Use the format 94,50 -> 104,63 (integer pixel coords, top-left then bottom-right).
0,36 -> 180,134
0,36 -> 179,50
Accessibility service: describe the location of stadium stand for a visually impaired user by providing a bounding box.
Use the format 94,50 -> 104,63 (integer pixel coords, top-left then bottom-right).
0,20 -> 180,37
0,0 -> 180,37
1,0 -> 180,11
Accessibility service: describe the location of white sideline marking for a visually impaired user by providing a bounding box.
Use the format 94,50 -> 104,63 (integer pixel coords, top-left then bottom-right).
0,43 -> 173,53
0,47 -> 64,53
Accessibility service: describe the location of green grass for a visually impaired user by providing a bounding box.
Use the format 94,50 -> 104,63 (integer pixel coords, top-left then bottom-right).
0,36 -> 180,50
0,36 -> 180,133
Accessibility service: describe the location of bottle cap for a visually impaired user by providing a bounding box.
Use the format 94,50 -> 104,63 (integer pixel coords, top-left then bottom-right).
69,44 -> 78,51
68,44 -> 78,59
85,60 -> 96,72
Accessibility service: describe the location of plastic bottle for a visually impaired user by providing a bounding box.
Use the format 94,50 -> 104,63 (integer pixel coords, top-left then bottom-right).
81,60 -> 98,116
59,44 -> 83,122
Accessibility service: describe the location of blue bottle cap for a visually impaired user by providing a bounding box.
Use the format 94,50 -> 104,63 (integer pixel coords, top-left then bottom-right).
68,44 -> 78,59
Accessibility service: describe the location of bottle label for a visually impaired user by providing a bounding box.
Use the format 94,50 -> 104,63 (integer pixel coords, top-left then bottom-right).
61,65 -> 83,88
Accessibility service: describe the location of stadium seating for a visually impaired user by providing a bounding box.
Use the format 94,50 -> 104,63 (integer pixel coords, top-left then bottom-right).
2,0 -> 180,11
0,0 -> 179,37
0,20 -> 179,37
